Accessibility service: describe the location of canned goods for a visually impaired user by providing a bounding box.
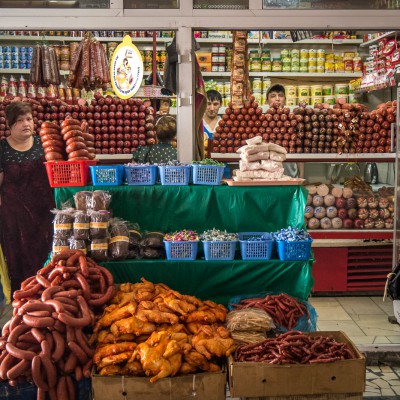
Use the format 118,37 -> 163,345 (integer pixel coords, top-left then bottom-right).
27,47 -> 33,53
285,85 -> 296,98
297,85 -> 310,97
316,57 -> 325,66
344,59 -> 354,72
335,94 -> 348,103
322,85 -> 333,96
3,60 -> 10,68
325,61 -> 335,73
348,94 -> 357,104
262,77 -> 271,92
308,66 -> 317,73
19,62 -> 26,69
26,61 -> 31,69
212,44 -> 220,53
219,45 -> 226,53
253,93 -> 262,104
310,85 -> 323,97
144,50 -> 152,63
215,82 -> 224,94
282,64 -> 291,72
3,46 -> 10,52
60,45 -> 70,61
311,97 -> 323,106
298,96 -> 310,105
11,53 -> 18,61
160,50 -> 167,62
300,58 -> 308,68
18,53 -> 26,61
218,54 -> 225,63
223,82 -> 231,95
200,31 -> 208,38
316,49 -> 325,58
286,97 -> 297,106
107,42 -> 118,60
222,96 -> 230,107
144,62 -> 152,71
323,96 -> 335,105
60,61 -> 70,71
300,49 -> 309,58
291,59 -> 300,72
281,49 -> 289,58
272,58 -> 282,72
211,55 -> 219,63
309,49 -> 317,56
212,65 -> 219,72
11,61 -> 18,69
252,78 -> 262,92
11,46 -> 18,53
261,49 -> 271,59
291,49 -> 299,58
250,57 -> 261,72
157,62 -> 164,71
249,49 -> 259,59
217,63 -> 225,72
261,58 -> 271,72
115,31 -> 124,37
19,46 -> 26,53
334,84 -> 349,95
316,65 -> 325,73
325,53 -> 335,60
299,66 -> 308,73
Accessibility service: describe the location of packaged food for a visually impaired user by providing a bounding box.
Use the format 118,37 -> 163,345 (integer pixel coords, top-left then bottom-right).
291,59 -> 300,72
316,66 -> 325,73
300,49 -> 309,59
322,85 -> 333,96
297,85 -> 310,97
261,49 -> 271,59
323,95 -> 335,105
298,96 -> 310,105
89,210 -> 110,239
272,58 -> 282,72
316,49 -> 325,58
286,97 -> 296,106
325,61 -> 335,73
325,52 -> 335,61
334,83 -> 349,95
290,49 -> 299,59
90,238 -> 108,262
92,190 -> 111,211
261,57 -> 271,71
250,57 -> 261,72
252,78 -> 262,92
353,56 -> 363,72
74,191 -> 93,211
73,211 -> 90,240
53,209 -> 74,239
69,238 -> 87,254
335,61 -> 345,72
310,85 -> 322,97
281,49 -> 289,58
311,96 -> 323,106
344,59 -> 354,72
109,219 -> 130,260
285,85 -> 296,98
262,77 -> 271,91
52,239 -> 69,255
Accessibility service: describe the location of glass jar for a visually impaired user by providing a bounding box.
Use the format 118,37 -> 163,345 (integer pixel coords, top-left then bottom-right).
272,58 -> 282,72
341,162 -> 361,184
261,57 -> 271,71
250,57 -> 261,72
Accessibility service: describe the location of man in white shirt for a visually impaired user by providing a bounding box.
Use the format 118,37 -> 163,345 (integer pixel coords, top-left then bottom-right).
203,90 -> 222,153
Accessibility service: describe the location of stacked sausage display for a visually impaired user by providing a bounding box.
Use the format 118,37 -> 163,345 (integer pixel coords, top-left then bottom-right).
0,250 -> 115,400
30,44 -> 61,87
39,117 -> 96,161
212,99 -> 396,154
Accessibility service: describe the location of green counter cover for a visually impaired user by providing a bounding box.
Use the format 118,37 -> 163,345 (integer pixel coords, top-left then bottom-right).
102,258 -> 314,307
55,184 -> 307,232
54,184 -> 313,304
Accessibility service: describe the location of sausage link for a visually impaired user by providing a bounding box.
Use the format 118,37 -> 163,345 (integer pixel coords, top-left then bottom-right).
51,275 -> 63,287
17,332 -> 37,344
66,142 -> 87,153
40,353 -> 57,389
53,319 -> 66,334
66,250 -> 84,267
63,130 -> 83,141
68,340 -> 88,365
31,327 -> 46,343
27,310 -> 51,318
37,388 -> 46,400
45,299 -> 66,314
37,262 -> 54,276
6,342 -> 36,361
61,118 -> 81,128
41,339 -> 52,357
66,136 -> 85,146
82,359 -> 93,378
54,289 -> 81,299
69,149 -> 89,159
75,365 -> 83,381
42,139 -> 64,149
66,375 -> 76,400
36,274 -> 52,288
42,121 -> 60,130
64,352 -> 78,374
7,359 -> 31,380
79,256 -> 89,277
50,330 -> 65,363
32,355 -> 49,391
40,128 -> 61,136
21,276 -> 37,289
75,328 -> 94,358
75,272 -> 91,301
22,315 -> 54,328
61,124 -> 81,134
9,315 -> 22,331
89,285 -> 115,307
45,152 -> 64,161
18,300 -> 53,316
0,354 -> 18,380
41,285 -> 63,301
13,283 -> 42,300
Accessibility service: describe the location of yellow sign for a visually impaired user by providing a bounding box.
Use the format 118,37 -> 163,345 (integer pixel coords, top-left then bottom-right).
110,35 -> 143,99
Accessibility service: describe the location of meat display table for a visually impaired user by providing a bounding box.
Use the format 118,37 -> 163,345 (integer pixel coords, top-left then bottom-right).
54,184 -> 313,305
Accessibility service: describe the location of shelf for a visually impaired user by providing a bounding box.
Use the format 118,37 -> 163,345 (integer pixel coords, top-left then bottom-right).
196,38 -> 363,45
210,153 -> 396,163
202,72 -> 363,78
310,230 -> 393,240
0,35 -> 173,44
0,68 -> 69,75
360,31 -> 399,48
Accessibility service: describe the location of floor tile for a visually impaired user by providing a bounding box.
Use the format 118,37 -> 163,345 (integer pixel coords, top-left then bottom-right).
349,336 -> 375,345
337,297 -> 383,315
314,306 -> 352,321
308,297 -> 340,307
393,386 -> 400,395
317,320 -> 365,336
372,336 -> 391,344
371,297 -> 394,315
381,388 -> 396,396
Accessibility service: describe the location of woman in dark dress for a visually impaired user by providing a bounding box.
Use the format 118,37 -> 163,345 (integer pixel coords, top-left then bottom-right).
0,102 -> 55,293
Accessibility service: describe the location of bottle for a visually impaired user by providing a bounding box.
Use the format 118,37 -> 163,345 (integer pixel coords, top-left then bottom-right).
364,162 -> 379,184
341,162 -> 361,184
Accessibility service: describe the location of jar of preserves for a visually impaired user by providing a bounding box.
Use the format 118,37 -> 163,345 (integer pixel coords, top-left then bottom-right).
250,57 -> 261,72
281,49 -> 289,58
144,50 -> 153,63
272,58 -> 282,72
261,57 -> 271,71
252,78 -> 262,92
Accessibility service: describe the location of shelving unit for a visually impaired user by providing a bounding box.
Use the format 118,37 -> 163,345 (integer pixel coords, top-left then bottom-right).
202,72 -> 363,78
196,38 -> 363,45
359,31 -> 398,47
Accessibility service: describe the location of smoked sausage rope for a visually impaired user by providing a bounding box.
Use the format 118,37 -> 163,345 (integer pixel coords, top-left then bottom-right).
0,250 -> 114,400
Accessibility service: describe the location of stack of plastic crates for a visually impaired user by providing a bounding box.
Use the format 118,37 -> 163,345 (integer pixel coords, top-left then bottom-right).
45,160 -> 96,188
276,239 -> 313,261
192,164 -> 225,185
203,240 -> 237,261
238,232 -> 273,260
89,165 -> 124,186
125,165 -> 158,185
159,165 -> 191,186
164,240 -> 199,260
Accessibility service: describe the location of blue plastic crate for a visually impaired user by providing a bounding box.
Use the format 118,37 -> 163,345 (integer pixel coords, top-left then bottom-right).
239,232 -> 273,260
90,165 -> 124,186
164,240 -> 198,260
159,165 -> 191,185
125,165 -> 157,185
192,164 -> 225,185
203,240 -> 237,260
276,239 -> 312,261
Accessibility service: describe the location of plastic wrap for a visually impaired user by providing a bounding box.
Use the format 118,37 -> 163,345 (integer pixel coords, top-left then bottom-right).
109,219 -> 130,260
73,211 -> 90,240
74,191 -> 93,211
226,307 -> 275,332
69,238 -> 88,254
92,190 -> 111,211
141,232 -> 165,249
89,210 -> 110,239
52,238 -> 69,255
52,209 -> 74,239
90,238 -> 108,262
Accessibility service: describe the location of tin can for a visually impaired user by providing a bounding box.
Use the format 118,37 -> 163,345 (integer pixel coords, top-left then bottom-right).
11,46 -> 18,54
27,47 -> 33,53
316,49 -> 325,58
253,92 -> 262,104
334,84 -> 349,95
216,82 -> 224,94
107,31 -> 115,37
60,45 -> 70,61
11,61 -> 19,69
291,59 -> 300,72
144,62 -> 152,71
3,60 -> 10,68
281,49 -> 289,58
211,65 -> 219,72
3,53 -> 11,61
300,49 -> 309,59
26,61 -> 31,69
218,54 -> 225,63
298,96 -> 310,105
3,46 -> 10,53
297,85 -> 310,97
19,62 -> 26,69
317,57 -> 325,67
11,53 -> 18,61
211,55 -> 219,63
200,31 -> 208,38
311,97 -> 323,106
218,63 -> 225,72
323,96 -> 335,105
0,61 -> 3,68
222,96 -> 230,107
115,31 -> 123,37
316,65 -> 325,73
308,66 -> 317,73
223,82 -> 231,95
291,49 -> 299,58
286,97 -> 297,106
322,85 -> 333,96
299,65 -> 308,73
252,78 -> 262,92
211,44 -> 220,53
310,85 -> 323,97
286,85 -> 297,98
18,53 -> 26,61
262,77 -> 271,92
219,45 -> 226,53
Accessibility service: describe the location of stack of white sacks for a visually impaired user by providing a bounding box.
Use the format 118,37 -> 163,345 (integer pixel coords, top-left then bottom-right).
233,136 -> 289,181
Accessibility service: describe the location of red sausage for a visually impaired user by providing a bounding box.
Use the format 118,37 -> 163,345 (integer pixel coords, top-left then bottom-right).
42,121 -> 60,130
66,136 -> 85,146
13,283 -> 42,300
42,139 -> 64,149
45,152 -> 64,161
22,314 -> 54,328
0,354 -> 18,380
56,376 -> 69,400
37,388 -> 46,400
20,276 -> 36,289
31,327 -> 46,343
18,300 -> 53,315
6,342 -> 36,361
64,352 -> 78,374
97,265 -> 114,286
54,289 -> 81,299
44,299 -> 65,314
61,118 -> 81,128
69,149 -> 89,159
27,310 -> 50,318
41,285 -> 63,301
66,375 -> 76,400
35,274 -> 52,288
32,355 -> 49,391
41,340 -> 52,357
68,340 -> 88,364
40,133 -> 62,141
88,285 -> 115,307
79,256 -> 89,277
7,359 -> 30,380
40,353 -> 57,389
53,319 -> 66,334
75,365 -> 83,381
75,328 -> 94,358
66,142 -> 87,153
61,124 -> 81,134
66,251 -> 84,267
9,315 -> 22,331
63,130 -> 83,141
37,262 -> 54,276
51,275 -> 63,287
75,272 -> 91,301
51,330 -> 65,362
58,312 -> 90,328
44,146 -> 64,155
17,332 -> 37,344
82,359 -> 93,378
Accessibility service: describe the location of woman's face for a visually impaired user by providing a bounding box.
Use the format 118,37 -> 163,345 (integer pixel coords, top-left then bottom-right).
10,113 -> 34,139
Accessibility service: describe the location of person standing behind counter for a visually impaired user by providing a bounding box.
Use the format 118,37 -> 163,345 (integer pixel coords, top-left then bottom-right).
0,101 -> 55,293
266,84 -> 305,179
134,115 -> 177,164
203,90 -> 222,152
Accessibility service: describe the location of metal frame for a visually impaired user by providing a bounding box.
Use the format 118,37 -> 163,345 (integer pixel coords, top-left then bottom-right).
2,0 -> 400,162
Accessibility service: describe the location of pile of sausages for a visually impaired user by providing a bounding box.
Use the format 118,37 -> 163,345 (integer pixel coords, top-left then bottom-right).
0,250 -> 115,400
232,293 -> 309,330
30,44 -> 61,87
40,117 -> 96,162
235,331 -> 356,364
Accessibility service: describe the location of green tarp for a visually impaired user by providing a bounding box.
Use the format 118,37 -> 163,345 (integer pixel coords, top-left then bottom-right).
54,184 -> 313,305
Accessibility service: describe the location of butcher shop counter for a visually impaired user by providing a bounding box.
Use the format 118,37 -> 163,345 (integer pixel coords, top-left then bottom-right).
54,184 -> 313,306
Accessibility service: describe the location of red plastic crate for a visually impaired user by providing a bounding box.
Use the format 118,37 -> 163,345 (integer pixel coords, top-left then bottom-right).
45,160 -> 97,187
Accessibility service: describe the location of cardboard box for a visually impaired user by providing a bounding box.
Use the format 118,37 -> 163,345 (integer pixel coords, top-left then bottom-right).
196,52 -> 212,64
198,63 -> 212,72
92,368 -> 227,400
229,331 -> 366,398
